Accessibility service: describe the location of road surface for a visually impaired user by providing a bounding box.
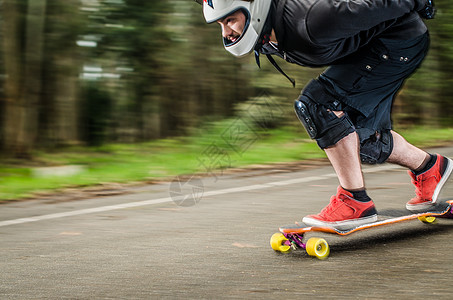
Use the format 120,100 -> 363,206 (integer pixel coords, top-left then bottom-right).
1,146 -> 453,299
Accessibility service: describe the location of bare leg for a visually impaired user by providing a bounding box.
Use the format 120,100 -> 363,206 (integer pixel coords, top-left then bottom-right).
324,131 -> 364,190
387,131 -> 429,170
323,129 -> 429,191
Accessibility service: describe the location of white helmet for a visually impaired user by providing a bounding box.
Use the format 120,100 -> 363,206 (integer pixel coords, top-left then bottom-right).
201,0 -> 272,57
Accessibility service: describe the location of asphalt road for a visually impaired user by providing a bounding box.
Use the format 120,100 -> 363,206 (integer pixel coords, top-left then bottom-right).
2,146 -> 453,299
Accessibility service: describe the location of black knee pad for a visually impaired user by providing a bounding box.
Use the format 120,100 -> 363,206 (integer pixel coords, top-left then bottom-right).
358,129 -> 394,164
294,81 -> 355,149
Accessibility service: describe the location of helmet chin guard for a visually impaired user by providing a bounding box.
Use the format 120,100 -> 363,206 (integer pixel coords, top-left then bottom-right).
202,0 -> 272,57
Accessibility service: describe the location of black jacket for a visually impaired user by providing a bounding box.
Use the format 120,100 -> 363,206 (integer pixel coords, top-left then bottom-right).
268,0 -> 428,67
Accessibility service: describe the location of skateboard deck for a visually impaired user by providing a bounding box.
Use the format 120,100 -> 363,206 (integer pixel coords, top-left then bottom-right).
270,200 -> 453,260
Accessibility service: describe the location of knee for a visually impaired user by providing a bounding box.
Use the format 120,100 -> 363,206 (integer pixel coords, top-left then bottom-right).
294,80 -> 356,149
358,129 -> 394,164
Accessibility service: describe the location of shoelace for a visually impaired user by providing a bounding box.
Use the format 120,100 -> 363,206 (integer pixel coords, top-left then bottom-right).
411,174 -> 433,199
319,195 -> 344,216
411,177 -> 422,198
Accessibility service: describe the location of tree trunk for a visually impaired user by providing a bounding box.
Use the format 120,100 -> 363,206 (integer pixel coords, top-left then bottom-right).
44,0 -> 81,146
15,0 -> 47,157
1,0 -> 47,157
1,0 -> 22,155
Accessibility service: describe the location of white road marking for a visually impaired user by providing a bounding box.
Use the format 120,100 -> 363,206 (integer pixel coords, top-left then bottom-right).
0,164 -> 402,227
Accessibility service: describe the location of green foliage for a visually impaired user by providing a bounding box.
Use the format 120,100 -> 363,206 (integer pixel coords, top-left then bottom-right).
0,0 -> 453,155
1,125 -> 453,201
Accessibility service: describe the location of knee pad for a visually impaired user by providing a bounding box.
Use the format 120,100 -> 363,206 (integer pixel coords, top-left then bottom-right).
294,95 -> 355,149
358,129 -> 393,164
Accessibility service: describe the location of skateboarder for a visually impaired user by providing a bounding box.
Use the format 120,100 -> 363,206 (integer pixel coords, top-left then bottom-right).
196,0 -> 453,230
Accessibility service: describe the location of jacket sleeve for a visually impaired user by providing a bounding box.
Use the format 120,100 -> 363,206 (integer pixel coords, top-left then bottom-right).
306,0 -> 425,44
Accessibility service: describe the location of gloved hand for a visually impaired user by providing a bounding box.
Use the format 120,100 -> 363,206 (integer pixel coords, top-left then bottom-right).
418,0 -> 436,19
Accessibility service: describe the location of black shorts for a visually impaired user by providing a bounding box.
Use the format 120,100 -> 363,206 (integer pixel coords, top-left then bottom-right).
304,32 -> 430,139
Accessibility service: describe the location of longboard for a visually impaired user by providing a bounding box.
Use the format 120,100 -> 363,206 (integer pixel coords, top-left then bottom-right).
270,200 -> 453,260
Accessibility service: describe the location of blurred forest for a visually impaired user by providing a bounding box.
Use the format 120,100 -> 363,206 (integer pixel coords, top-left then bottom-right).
0,0 -> 452,158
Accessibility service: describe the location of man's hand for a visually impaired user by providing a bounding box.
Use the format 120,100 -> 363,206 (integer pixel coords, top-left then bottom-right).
418,0 -> 436,19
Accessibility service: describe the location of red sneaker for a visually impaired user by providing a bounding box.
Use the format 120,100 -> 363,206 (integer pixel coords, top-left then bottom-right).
303,186 -> 378,230
406,154 -> 453,212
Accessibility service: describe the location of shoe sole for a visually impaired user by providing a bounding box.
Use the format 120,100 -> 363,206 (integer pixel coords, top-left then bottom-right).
406,157 -> 453,212
302,214 -> 378,231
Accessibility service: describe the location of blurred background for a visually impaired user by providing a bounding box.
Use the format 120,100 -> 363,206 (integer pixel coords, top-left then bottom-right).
2,0 -> 452,154
0,0 -> 453,200
0,0 -> 452,199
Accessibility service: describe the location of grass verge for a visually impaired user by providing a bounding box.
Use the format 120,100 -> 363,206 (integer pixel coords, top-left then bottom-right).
1,125 -> 453,201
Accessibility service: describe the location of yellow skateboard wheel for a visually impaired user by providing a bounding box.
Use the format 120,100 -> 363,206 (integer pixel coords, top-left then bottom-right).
306,237 -> 330,260
270,233 -> 291,253
418,215 -> 437,224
